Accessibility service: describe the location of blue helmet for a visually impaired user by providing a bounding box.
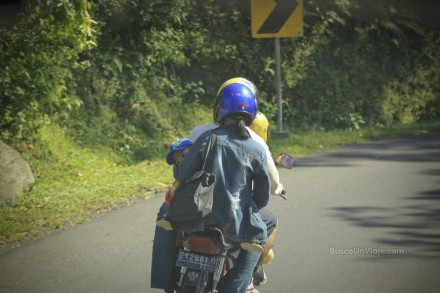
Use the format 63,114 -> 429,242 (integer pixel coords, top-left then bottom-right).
166,138 -> 193,165
213,77 -> 258,126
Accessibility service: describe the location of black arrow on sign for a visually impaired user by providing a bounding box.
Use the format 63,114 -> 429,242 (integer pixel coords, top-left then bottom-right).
257,0 -> 298,34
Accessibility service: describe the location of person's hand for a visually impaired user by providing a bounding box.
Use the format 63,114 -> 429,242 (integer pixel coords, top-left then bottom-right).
165,189 -> 172,205
169,181 -> 181,199
278,189 -> 287,200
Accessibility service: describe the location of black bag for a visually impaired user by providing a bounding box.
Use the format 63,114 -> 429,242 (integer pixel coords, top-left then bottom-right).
166,132 -> 216,225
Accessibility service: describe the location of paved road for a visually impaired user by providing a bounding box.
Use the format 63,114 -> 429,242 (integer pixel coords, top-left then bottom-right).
1,133 -> 439,293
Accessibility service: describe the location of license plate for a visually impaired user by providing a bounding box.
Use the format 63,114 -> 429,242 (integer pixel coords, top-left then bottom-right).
176,249 -> 222,273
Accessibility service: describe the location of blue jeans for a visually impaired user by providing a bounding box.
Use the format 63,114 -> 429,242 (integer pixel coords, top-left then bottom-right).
150,203 -> 178,291
260,208 -> 277,236
216,249 -> 260,293
150,203 -> 277,291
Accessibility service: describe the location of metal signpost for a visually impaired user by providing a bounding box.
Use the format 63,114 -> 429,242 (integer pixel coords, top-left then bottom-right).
251,0 -> 303,137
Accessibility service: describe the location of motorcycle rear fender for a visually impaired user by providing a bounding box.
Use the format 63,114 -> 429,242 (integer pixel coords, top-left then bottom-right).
183,227 -> 230,254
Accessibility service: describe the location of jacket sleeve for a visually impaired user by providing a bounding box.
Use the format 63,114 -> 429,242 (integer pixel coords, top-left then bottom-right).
247,128 -> 285,195
252,152 -> 271,209
267,154 -> 285,195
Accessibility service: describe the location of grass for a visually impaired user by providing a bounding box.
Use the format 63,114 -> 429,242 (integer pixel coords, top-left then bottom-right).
0,125 -> 172,244
268,121 -> 440,158
1,121 -> 440,245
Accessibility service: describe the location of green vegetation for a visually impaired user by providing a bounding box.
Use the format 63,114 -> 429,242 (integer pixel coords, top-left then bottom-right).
269,121 -> 440,157
0,123 -> 172,244
1,0 -> 439,244
2,1 -> 439,152
2,121 -> 439,244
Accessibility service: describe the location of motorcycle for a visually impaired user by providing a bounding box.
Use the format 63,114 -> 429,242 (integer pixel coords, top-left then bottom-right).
174,217 -> 279,293
174,153 -> 295,293
175,227 -> 239,293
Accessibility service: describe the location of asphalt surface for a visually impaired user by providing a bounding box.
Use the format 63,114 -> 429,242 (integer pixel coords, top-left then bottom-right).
1,133 -> 439,293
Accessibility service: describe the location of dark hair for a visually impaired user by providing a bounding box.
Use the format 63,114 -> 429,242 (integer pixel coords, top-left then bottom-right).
232,115 -> 251,139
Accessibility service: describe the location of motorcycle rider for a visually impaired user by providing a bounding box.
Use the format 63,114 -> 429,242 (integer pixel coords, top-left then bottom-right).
189,78 -> 285,197
150,78 -> 282,293
151,138 -> 193,292
155,138 -> 193,229
173,78 -> 270,293
248,111 -> 278,286
188,79 -> 284,287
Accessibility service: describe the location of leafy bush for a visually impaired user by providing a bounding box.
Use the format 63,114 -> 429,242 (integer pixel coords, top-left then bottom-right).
1,0 -> 439,153
280,6 -> 439,130
1,0 -> 440,245
0,0 -> 95,142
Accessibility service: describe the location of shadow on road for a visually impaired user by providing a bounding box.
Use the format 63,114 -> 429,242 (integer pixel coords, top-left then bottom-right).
325,133 -> 440,260
329,202 -> 440,260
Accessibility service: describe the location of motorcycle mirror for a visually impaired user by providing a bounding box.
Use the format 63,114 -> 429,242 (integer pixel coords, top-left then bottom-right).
274,153 -> 296,169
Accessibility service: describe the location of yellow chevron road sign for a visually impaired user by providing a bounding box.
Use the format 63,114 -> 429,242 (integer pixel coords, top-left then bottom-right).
251,0 -> 303,38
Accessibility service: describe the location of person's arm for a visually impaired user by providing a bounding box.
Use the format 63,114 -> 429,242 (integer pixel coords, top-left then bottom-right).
267,154 -> 285,195
247,128 -> 285,195
188,123 -> 219,142
252,153 -> 271,209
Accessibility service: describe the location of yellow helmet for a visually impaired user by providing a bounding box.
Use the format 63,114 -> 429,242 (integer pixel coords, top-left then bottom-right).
249,111 -> 269,142
214,77 -> 259,126
216,77 -> 258,97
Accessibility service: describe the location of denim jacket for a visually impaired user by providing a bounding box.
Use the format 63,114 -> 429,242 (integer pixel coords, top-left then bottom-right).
189,122 -> 284,195
173,125 -> 270,243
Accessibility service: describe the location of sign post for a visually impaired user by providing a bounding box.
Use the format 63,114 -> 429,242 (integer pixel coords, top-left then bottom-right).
275,37 -> 287,136
251,0 -> 303,137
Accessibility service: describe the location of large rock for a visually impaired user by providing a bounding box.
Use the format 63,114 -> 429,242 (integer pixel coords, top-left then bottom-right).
0,140 -> 35,202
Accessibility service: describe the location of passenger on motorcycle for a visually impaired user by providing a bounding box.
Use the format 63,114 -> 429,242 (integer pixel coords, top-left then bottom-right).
151,139 -> 193,292
188,80 -> 284,286
189,78 -> 285,197
155,138 -> 193,230
172,78 -> 270,293
151,78 -> 281,293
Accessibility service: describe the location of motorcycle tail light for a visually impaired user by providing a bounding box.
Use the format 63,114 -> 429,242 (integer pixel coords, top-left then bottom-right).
184,236 -> 220,255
